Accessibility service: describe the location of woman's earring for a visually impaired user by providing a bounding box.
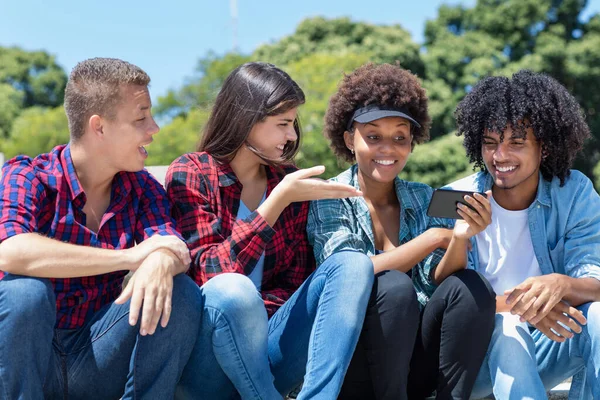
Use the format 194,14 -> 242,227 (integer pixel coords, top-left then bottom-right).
351,148 -> 355,155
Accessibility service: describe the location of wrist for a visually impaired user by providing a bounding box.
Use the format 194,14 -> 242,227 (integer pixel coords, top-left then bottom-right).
144,249 -> 181,275
428,228 -> 444,249
558,274 -> 573,298
270,184 -> 290,207
451,231 -> 471,244
123,248 -> 141,271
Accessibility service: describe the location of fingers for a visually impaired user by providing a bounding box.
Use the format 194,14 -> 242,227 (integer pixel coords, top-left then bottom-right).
557,302 -> 587,326
528,291 -> 563,324
128,284 -> 145,328
458,194 -> 491,228
294,165 -> 326,179
535,319 -> 567,343
306,180 -> 362,200
547,307 -> 581,334
456,206 -> 480,228
174,241 -> 191,266
505,280 -> 533,304
140,285 -> 157,336
115,276 -> 134,305
161,292 -> 173,328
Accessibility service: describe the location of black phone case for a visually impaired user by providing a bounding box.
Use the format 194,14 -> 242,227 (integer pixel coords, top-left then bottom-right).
427,189 -> 486,219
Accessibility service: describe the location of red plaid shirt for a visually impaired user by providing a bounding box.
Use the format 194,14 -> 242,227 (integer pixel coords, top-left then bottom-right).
0,144 -> 181,329
165,152 -> 315,317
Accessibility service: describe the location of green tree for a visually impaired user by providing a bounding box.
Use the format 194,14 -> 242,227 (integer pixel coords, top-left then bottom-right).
1,106 -> 69,158
0,47 -> 67,138
154,52 -> 252,119
0,47 -> 67,108
146,108 -> 211,166
0,84 -> 24,137
401,133 -> 473,188
255,17 -> 423,75
423,0 -> 600,178
284,52 -> 371,176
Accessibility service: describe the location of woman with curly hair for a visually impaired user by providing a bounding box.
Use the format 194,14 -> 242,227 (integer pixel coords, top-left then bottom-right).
449,70 -> 600,399
307,63 -> 496,399
165,62 -> 374,400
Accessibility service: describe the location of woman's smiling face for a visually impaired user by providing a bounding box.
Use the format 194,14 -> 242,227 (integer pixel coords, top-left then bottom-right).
345,116 -> 413,185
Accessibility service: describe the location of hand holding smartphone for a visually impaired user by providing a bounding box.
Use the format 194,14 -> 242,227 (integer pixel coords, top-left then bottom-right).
427,189 -> 488,219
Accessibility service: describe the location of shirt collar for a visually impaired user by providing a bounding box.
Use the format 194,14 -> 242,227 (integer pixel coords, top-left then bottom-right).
348,164 -> 415,211
478,170 -> 551,207
215,159 -> 280,194
59,143 -> 133,203
60,143 -> 85,201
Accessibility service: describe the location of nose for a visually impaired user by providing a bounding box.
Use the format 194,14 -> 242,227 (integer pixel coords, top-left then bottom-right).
493,142 -> 509,162
286,127 -> 297,142
378,139 -> 394,154
148,117 -> 160,136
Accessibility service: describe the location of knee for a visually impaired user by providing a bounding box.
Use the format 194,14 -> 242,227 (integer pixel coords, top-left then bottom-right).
169,274 -> 203,324
321,251 -> 374,289
489,312 -> 532,349
373,270 -> 419,317
0,275 -> 55,325
442,269 -> 496,314
201,273 -> 265,319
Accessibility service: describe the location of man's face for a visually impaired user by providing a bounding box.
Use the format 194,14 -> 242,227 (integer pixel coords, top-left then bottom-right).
482,125 -> 542,192
98,84 -> 159,173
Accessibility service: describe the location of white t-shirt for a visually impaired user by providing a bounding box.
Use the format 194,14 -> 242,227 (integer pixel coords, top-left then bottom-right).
474,196 -> 542,294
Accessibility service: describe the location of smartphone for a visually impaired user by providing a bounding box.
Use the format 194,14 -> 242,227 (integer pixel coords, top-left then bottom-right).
427,189 -> 487,219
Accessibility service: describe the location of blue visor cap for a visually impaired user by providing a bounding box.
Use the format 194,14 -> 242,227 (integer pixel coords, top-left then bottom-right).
347,105 -> 421,131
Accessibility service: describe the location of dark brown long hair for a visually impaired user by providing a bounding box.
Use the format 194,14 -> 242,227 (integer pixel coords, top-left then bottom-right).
198,62 -> 305,164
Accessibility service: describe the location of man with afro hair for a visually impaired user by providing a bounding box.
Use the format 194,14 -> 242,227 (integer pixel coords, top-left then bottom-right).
448,70 -> 600,399
307,63 -> 497,399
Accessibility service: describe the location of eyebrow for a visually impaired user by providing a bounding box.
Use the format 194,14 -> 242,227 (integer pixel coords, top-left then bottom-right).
365,121 -> 409,127
482,134 -> 527,141
279,118 -> 294,122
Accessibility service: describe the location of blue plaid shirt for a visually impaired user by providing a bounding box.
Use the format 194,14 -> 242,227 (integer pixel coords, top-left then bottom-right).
307,164 -> 453,306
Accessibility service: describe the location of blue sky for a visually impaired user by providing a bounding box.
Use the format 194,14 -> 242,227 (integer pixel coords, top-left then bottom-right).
2,0 -> 599,101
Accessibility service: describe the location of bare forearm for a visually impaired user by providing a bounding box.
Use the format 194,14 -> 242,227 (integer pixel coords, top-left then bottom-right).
563,276 -> 600,306
371,231 -> 441,274
432,236 -> 469,284
0,233 -> 134,278
256,189 -> 288,227
496,295 -> 511,312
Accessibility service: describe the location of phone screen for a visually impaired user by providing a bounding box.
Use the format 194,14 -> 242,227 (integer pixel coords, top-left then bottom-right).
427,189 -> 486,219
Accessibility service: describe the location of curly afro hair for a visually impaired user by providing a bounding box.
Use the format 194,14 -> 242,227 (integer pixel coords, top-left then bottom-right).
455,70 -> 590,185
324,63 -> 431,163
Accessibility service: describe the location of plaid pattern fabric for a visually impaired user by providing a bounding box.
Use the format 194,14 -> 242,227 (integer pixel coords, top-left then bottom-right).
0,144 -> 180,329
165,152 -> 315,317
307,164 -> 454,306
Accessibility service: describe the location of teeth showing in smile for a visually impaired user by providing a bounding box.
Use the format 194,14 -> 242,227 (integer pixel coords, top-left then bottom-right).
139,146 -> 148,156
276,144 -> 285,150
496,165 -> 516,172
374,160 -> 396,165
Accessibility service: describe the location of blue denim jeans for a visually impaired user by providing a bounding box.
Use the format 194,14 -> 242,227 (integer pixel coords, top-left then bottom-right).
471,301 -> 600,400
177,251 -> 374,400
0,273 -> 203,400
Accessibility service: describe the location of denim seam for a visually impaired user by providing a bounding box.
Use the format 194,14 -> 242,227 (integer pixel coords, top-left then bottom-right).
0,355 -> 9,400
63,310 -> 131,355
302,270 -> 333,392
205,304 -> 264,400
267,269 -> 327,336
